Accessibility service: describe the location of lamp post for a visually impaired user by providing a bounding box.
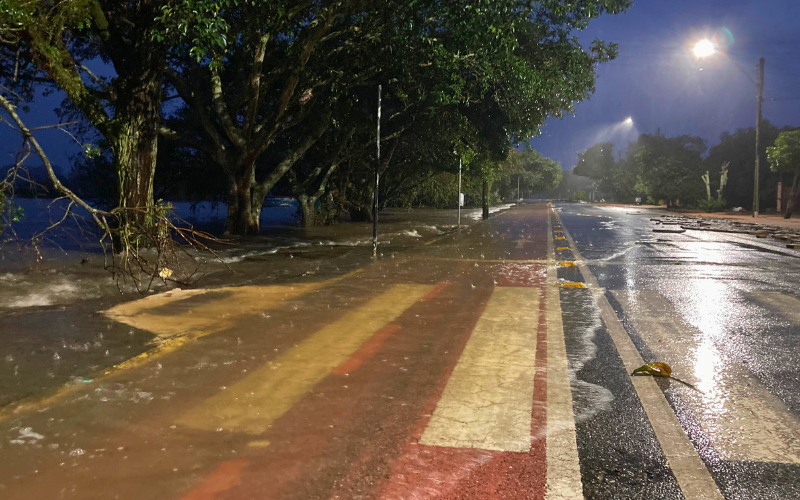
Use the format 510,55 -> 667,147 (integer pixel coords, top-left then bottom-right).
458,156 -> 462,227
694,40 -> 764,217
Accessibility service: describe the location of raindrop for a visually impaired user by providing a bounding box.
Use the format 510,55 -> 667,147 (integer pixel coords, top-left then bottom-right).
53,352 -> 60,361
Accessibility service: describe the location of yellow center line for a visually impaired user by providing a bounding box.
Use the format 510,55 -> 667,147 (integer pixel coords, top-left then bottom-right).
176,283 -> 434,435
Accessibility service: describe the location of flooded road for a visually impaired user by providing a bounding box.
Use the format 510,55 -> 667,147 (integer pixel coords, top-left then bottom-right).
555,202 -> 800,499
1,202 -> 798,499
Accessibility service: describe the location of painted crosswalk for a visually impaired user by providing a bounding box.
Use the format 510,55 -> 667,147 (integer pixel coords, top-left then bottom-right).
176,284 -> 434,434
419,287 -> 540,452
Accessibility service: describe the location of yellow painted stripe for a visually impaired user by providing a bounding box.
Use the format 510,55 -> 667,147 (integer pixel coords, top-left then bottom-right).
560,282 -> 586,288
176,284 -> 433,435
556,247 -> 570,251
104,284 -> 323,340
556,261 -> 576,267
555,236 -> 566,241
419,287 -> 539,452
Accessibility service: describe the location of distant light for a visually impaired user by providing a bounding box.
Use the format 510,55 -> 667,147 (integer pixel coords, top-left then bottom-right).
693,39 -> 715,58
624,117 -> 633,125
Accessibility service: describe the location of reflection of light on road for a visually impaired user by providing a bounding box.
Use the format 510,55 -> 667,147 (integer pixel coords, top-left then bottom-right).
680,273 -> 732,418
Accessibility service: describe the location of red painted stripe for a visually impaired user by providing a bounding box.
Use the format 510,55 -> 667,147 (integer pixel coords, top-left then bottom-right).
375,270 -> 552,499
332,323 -> 401,375
421,281 -> 450,301
179,459 -> 248,500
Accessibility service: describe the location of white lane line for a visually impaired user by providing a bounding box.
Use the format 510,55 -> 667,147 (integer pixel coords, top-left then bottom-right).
552,207 -> 724,500
545,208 -> 584,500
614,290 -> 800,464
419,287 -> 539,452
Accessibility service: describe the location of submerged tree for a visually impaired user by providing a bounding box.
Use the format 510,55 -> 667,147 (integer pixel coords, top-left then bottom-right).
1,1 -> 173,229
162,0 -> 630,234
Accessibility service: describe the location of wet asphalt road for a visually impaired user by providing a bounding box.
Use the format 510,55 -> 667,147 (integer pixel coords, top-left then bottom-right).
2,202 -> 800,499
555,202 -> 800,499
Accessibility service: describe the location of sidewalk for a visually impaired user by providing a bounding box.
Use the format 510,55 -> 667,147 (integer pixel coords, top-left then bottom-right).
593,201 -> 800,230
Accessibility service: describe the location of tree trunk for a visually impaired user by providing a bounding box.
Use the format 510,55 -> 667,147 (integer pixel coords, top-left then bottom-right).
482,180 -> 490,220
112,62 -> 163,230
298,195 -> 316,228
784,170 -> 800,219
225,166 -> 260,235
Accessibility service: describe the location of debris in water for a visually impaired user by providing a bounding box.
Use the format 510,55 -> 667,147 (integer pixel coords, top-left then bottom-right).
631,362 -> 698,390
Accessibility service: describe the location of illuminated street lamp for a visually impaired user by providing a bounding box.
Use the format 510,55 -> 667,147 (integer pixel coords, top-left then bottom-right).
694,38 -> 765,217
692,39 -> 715,58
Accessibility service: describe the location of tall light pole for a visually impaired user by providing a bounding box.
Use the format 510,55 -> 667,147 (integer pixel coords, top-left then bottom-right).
458,156 -> 462,227
754,57 -> 764,217
373,85 -> 381,257
694,39 -> 764,217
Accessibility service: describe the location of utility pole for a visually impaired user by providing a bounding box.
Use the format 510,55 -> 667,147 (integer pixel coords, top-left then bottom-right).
517,175 -> 520,201
753,58 -> 765,218
373,85 -> 381,257
457,157 -> 462,227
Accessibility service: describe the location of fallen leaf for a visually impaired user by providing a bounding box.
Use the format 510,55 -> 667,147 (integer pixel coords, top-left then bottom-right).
631,361 -> 699,391
632,362 -> 672,377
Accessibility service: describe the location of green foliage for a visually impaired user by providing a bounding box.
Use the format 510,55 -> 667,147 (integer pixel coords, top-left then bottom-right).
697,198 -> 727,212
573,134 -> 706,204
767,131 -> 800,174
573,190 -> 587,202
705,122 -> 786,209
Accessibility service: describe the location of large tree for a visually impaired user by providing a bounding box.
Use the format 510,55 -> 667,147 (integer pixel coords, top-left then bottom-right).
1,1 -> 171,228
767,130 -> 800,218
162,0 -> 630,234
704,122 -> 785,210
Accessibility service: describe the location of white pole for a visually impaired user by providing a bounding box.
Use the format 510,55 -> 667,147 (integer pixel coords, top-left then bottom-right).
458,157 -> 462,227
373,85 -> 381,258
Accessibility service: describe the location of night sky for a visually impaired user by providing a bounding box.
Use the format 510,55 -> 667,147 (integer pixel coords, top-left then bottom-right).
530,0 -> 800,169
2,0 -> 799,177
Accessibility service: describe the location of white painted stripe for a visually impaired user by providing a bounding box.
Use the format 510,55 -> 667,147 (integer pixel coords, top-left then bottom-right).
545,206 -> 584,500
614,290 -> 800,464
419,287 -> 539,452
553,208 -> 724,500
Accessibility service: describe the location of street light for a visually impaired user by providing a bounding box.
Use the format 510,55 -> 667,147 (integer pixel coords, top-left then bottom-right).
692,39 -> 715,58
694,38 -> 765,217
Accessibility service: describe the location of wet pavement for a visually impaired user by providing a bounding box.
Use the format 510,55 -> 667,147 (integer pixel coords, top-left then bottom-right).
1,202 -> 799,499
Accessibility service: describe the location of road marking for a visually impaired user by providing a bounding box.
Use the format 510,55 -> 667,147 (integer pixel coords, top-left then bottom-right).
556,247 -> 570,251
545,209 -> 583,500
560,282 -> 586,288
332,324 -> 401,375
752,291 -> 800,323
104,284 -> 323,340
552,207 -> 724,499
556,261 -> 576,267
419,287 -> 540,452
176,284 -> 433,435
424,256 -> 548,264
614,290 -> 800,463
421,281 -> 450,301
555,236 -> 566,241
179,459 -> 249,500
